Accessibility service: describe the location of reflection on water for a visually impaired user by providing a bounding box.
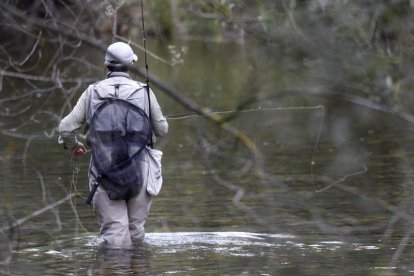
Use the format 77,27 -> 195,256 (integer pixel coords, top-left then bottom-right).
11,232 -> 395,275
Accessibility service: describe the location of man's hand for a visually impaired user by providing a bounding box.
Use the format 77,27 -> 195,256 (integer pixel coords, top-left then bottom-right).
71,142 -> 87,156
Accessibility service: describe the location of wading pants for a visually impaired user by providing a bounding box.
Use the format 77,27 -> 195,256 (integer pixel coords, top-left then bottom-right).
90,158 -> 152,248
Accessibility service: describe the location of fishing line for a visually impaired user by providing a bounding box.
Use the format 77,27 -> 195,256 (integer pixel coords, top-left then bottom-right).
69,155 -> 82,197
69,151 -> 91,199
166,105 -> 325,186
165,105 -> 324,120
68,154 -> 91,234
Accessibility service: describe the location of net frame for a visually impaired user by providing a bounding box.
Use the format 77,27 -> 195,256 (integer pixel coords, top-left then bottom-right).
88,98 -> 152,200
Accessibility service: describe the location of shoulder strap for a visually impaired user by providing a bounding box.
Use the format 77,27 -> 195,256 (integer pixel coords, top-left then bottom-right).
145,84 -> 153,148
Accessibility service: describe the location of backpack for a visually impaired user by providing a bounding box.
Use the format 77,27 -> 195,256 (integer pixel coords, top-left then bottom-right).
86,95 -> 152,202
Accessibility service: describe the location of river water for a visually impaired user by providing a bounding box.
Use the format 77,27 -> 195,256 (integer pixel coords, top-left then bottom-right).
1,39 -> 414,275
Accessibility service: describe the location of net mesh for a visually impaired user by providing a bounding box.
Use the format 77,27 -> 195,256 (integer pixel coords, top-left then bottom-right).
88,99 -> 152,200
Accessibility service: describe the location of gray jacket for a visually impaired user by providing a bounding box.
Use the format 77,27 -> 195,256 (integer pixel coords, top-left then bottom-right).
59,72 -> 168,149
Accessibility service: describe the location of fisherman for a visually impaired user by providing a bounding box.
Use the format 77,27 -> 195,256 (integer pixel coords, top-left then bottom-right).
58,42 -> 168,248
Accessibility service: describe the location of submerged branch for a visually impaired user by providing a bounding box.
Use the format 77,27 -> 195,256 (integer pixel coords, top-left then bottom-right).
267,88 -> 414,124
0,193 -> 76,232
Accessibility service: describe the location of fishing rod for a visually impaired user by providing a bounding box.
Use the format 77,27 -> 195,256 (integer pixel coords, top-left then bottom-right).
140,0 -> 150,87
140,0 -> 153,148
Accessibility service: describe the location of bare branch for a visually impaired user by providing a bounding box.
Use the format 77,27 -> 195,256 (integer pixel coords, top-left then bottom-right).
0,194 -> 76,232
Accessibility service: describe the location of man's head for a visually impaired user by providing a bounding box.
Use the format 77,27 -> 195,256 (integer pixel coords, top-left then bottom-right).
104,42 -> 138,72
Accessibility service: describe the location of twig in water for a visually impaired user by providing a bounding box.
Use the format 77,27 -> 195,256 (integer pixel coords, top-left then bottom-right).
314,157 -> 368,193
0,194 -> 76,232
210,173 -> 266,225
388,226 -> 414,268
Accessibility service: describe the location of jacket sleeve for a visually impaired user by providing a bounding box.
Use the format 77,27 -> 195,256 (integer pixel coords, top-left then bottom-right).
149,89 -> 168,137
58,88 -> 89,149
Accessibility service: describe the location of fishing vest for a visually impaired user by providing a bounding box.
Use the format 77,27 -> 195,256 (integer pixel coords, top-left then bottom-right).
85,79 -> 152,201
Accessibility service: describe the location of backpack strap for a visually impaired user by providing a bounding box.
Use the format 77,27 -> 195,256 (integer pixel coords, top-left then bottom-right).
145,84 -> 153,148
86,180 -> 99,205
86,166 -> 100,204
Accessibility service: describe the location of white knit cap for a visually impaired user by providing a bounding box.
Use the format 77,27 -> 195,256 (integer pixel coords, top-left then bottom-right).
104,42 -> 138,66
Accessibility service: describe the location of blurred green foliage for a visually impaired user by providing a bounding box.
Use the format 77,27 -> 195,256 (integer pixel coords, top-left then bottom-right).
128,0 -> 414,110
